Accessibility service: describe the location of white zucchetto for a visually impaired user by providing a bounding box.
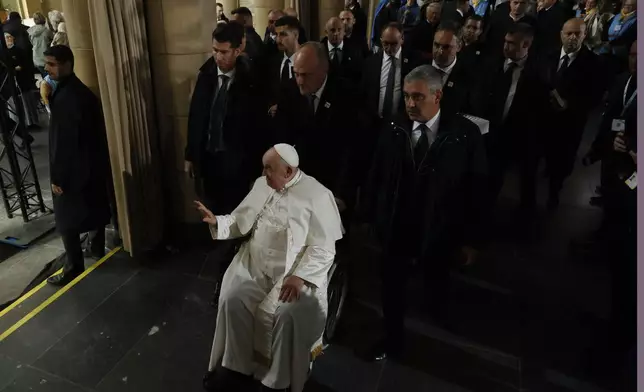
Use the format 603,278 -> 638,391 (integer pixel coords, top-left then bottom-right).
274,143 -> 299,168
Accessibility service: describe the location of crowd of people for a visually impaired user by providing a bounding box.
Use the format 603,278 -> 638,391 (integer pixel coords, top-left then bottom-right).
188,1 -> 637,391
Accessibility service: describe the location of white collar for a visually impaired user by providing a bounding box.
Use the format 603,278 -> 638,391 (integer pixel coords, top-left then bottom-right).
545,3 -> 555,11
509,13 -> 525,20
560,46 -> 581,62
283,52 -> 295,63
217,67 -> 236,79
279,169 -> 303,192
387,46 -> 402,60
313,76 -> 328,100
327,40 -> 344,52
506,54 -> 528,68
432,58 -> 457,75
413,110 -> 441,133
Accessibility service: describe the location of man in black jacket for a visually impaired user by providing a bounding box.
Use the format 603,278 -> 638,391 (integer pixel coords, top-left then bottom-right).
231,7 -> 265,63
484,0 -> 537,58
321,17 -> 365,84
541,18 -> 605,209
340,9 -> 370,57
534,0 -> 568,57
185,23 -> 263,215
443,0 -> 474,27
363,64 -> 487,361
45,45 -> 111,286
347,0 -> 369,43
459,15 -> 487,70
480,23 -> 548,211
407,2 -> 442,58
262,8 -> 285,59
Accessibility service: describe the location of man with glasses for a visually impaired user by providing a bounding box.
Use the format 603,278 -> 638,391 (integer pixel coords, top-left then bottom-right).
361,65 -> 487,361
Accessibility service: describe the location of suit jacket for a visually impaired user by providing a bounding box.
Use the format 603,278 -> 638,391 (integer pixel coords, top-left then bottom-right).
440,59 -> 485,117
458,41 -> 488,72
321,37 -> 365,83
407,19 -> 439,57
443,7 -> 474,27
282,76 -> 361,204
542,46 -> 605,134
480,55 -> 550,156
535,2 -> 568,57
267,53 -> 304,146
185,57 -> 264,178
244,26 -> 265,61
484,12 -> 537,59
345,31 -> 370,58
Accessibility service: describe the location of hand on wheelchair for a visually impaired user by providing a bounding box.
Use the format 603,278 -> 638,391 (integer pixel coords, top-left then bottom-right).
280,275 -> 305,303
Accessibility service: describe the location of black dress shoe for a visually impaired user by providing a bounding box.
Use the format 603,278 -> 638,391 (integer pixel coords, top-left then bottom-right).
47,270 -> 82,286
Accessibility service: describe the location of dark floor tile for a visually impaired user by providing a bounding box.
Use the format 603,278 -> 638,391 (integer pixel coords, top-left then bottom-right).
378,361 -> 471,392
309,345 -> 383,392
32,269 -> 197,388
0,365 -> 91,392
0,354 -> 22,390
0,254 -> 140,364
140,247 -> 209,279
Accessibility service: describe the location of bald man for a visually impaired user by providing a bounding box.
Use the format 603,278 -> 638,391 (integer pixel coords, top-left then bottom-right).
540,18 -> 604,210
340,9 -> 369,57
200,144 -> 342,392
321,16 -> 364,82
286,42 -> 361,219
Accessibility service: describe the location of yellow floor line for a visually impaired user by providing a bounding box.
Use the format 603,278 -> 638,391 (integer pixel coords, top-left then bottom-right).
0,247 -> 122,342
0,268 -> 63,319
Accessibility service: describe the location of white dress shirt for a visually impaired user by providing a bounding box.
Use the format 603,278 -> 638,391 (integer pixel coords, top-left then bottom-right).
412,110 -> 441,148
327,40 -> 344,60
432,58 -> 458,86
378,47 -> 402,117
311,76 -> 328,114
217,67 -> 236,88
558,47 -> 581,70
280,53 -> 295,80
502,55 -> 528,120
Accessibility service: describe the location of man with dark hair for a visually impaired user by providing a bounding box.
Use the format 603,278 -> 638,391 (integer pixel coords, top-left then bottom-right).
44,45 -> 111,286
480,22 -> 548,212
484,0 -> 537,58
185,23 -> 263,218
362,64 -> 487,361
459,15 -> 487,69
216,2 -> 229,22
265,16 -> 303,143
321,16 -> 364,83
444,0 -> 474,27
534,0 -> 568,57
432,22 -> 483,117
346,0 -> 368,42
263,8 -> 285,58
231,6 -> 264,61
340,9 -> 369,57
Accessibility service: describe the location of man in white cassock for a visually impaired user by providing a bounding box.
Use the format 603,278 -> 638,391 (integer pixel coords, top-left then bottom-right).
196,144 -> 343,392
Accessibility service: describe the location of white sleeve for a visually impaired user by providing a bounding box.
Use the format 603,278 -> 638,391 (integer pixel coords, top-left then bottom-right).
209,215 -> 242,240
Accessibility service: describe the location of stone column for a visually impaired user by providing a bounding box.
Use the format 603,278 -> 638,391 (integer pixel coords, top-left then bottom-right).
146,0 -> 217,222
61,0 -> 100,96
318,0 -> 345,37
219,0 -> 238,17
240,0 -> 285,40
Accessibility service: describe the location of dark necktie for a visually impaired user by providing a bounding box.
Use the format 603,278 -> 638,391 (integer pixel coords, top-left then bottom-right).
382,55 -> 397,119
498,62 -> 517,104
414,124 -> 430,165
207,74 -> 230,153
308,94 -> 317,118
281,58 -> 291,81
556,55 -> 569,84
332,47 -> 342,68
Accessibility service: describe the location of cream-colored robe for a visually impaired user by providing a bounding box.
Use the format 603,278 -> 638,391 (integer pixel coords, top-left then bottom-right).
207,171 -> 343,391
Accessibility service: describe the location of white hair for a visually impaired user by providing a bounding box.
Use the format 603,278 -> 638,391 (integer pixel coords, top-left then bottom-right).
404,65 -> 444,94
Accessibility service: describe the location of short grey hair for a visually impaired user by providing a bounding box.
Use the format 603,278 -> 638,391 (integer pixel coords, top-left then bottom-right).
404,65 -> 444,94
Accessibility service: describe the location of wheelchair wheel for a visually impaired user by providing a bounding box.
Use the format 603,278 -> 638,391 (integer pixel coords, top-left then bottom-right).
323,262 -> 348,343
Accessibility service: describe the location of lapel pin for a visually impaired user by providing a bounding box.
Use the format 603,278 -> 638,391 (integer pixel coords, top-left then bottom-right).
404,58 -> 409,63
476,51 -> 481,55
324,102 -> 331,109
447,81 -> 454,87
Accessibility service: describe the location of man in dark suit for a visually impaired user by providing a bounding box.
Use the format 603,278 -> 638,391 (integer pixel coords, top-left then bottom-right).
361,22 -> 419,165
321,17 -> 364,84
266,16 -> 303,144
362,65 -> 487,361
459,15 -> 487,69
185,23 -> 263,215
262,8 -> 285,59
347,0 -> 369,43
340,9 -> 370,57
444,0 -> 474,27
432,22 -> 484,117
373,0 -> 402,51
231,7 -> 265,62
283,7 -> 308,44
290,42 -> 360,216
480,23 -> 548,211
408,2 -> 442,58
44,45 -> 111,286
534,0 -> 568,57
484,0 -> 537,58
542,18 -> 604,209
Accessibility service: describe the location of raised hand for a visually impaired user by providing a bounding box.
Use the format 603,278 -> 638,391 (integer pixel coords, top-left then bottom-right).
194,201 -> 217,225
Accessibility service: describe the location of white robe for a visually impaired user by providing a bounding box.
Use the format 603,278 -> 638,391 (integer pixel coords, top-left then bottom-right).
208,171 -> 343,391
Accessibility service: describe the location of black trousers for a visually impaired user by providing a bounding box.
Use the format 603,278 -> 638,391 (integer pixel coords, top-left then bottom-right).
61,227 -> 105,274
381,236 -> 452,349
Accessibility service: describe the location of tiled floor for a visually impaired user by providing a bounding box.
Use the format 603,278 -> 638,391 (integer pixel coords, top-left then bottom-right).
0,110 -> 633,391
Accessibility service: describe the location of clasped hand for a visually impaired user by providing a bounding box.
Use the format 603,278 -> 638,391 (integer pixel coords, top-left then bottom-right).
280,275 -> 305,303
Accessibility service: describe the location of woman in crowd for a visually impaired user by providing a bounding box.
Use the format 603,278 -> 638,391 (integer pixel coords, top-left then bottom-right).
28,12 -> 54,76
47,10 -> 64,33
